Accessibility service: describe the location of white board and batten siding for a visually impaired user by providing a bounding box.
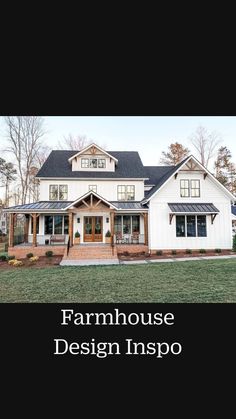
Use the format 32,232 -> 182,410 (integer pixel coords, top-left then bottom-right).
149,171 -> 233,250
39,180 -> 144,202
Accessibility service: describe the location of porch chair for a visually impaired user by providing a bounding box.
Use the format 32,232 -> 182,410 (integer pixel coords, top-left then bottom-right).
131,231 -> 139,244
116,232 -> 124,244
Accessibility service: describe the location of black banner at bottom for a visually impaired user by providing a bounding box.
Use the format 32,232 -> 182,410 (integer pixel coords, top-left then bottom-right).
0,303 -> 234,365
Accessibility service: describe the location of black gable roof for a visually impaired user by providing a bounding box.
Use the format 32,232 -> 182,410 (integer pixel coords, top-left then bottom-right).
36,150 -> 147,179
144,166 -> 175,185
143,156 -> 190,201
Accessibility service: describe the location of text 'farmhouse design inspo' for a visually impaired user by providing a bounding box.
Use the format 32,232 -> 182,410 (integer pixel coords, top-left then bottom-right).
4,143 -> 235,261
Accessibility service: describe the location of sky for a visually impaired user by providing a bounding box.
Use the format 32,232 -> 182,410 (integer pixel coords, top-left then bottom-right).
1,116 -> 236,199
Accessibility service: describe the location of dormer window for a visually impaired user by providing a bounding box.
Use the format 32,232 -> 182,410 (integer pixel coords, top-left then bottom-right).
81,158 -> 89,168
81,158 -> 106,169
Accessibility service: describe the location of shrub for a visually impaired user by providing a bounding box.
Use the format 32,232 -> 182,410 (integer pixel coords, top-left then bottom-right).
8,259 -> 16,265
105,230 -> 111,237
12,260 -> 23,267
74,231 -> 80,238
26,252 -> 34,258
0,254 -> 7,261
199,249 -> 206,254
156,250 -> 163,256
186,249 -> 192,254
215,248 -> 222,253
45,250 -> 53,258
171,250 -> 177,255
29,256 -> 39,263
233,235 -> 236,252
8,255 -> 15,261
123,251 -> 130,256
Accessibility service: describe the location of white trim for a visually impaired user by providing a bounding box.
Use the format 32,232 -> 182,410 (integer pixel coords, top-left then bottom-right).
63,190 -> 117,210
68,143 -> 118,163
144,155 -> 236,203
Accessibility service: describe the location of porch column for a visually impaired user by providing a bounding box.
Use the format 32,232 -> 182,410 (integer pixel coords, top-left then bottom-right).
24,214 -> 29,243
32,213 -> 38,247
110,211 -> 114,244
9,212 -> 15,247
144,212 -> 148,246
69,212 -> 73,246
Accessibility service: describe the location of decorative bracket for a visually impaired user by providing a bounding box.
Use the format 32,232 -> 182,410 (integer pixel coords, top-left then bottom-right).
211,214 -> 217,224
169,213 -> 175,225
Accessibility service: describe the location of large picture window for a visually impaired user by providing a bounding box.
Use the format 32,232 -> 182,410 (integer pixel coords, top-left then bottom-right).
114,215 -> 140,235
176,216 -> 185,237
44,215 -> 69,235
176,215 -> 207,237
49,185 -> 68,200
197,215 -> 207,237
117,185 -> 135,201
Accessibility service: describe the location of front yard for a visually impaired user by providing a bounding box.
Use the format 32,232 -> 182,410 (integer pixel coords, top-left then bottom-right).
0,258 -> 236,303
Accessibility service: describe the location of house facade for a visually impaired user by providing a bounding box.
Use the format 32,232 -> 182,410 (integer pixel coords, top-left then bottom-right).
5,143 -> 234,260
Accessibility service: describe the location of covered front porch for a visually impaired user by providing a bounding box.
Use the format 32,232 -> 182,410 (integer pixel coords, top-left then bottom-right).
5,191 -> 149,258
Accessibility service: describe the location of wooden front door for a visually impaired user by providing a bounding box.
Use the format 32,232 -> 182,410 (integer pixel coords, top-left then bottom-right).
84,216 -> 103,242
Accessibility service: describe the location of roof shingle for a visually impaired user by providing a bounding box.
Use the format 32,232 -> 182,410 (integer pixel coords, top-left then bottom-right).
36,150 -> 147,179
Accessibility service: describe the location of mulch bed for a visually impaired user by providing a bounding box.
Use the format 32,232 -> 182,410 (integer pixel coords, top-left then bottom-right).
0,255 -> 63,270
118,250 -> 235,261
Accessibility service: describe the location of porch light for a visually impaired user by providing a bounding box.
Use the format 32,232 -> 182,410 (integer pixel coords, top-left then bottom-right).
106,218 -> 109,223
77,218 -> 80,223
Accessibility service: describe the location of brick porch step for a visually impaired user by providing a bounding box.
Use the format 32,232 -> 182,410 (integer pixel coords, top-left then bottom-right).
63,244 -> 118,260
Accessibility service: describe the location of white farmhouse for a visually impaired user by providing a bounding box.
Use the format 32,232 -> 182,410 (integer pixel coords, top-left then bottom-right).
4,143 -> 235,260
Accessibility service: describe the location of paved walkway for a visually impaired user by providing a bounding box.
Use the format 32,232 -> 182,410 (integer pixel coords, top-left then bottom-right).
60,254 -> 236,266
60,259 -> 119,266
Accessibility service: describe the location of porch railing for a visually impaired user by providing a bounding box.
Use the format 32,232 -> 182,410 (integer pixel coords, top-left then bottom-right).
115,233 -> 145,244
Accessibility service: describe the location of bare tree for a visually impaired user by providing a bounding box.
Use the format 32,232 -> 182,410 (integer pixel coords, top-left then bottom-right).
190,126 -> 221,168
0,159 -> 17,207
57,133 -> 92,150
3,116 -> 46,204
160,142 -> 190,165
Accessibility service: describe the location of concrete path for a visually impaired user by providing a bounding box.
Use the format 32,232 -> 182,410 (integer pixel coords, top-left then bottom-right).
60,259 -> 119,266
120,254 -> 236,265
59,254 -> 236,266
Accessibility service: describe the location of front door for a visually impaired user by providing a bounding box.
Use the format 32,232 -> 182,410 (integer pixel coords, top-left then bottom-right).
84,216 -> 103,242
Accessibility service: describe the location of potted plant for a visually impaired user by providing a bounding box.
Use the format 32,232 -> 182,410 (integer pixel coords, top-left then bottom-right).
105,230 -> 112,244
74,231 -> 80,244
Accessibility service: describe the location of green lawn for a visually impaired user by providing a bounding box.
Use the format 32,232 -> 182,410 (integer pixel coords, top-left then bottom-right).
0,259 -> 236,303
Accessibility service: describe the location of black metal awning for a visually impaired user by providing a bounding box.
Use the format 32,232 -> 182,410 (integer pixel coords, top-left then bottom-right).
4,201 -> 73,212
168,203 -> 220,225
168,203 -> 219,214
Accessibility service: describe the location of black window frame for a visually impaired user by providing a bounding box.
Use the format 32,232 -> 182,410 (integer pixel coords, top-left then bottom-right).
180,180 -> 190,197
117,185 -> 135,201
44,215 -> 69,235
191,179 -> 200,197
81,158 -> 89,168
176,215 -> 207,237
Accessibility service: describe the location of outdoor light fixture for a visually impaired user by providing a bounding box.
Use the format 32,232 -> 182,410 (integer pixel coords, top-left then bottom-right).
106,218 -> 109,223
77,218 -> 80,223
